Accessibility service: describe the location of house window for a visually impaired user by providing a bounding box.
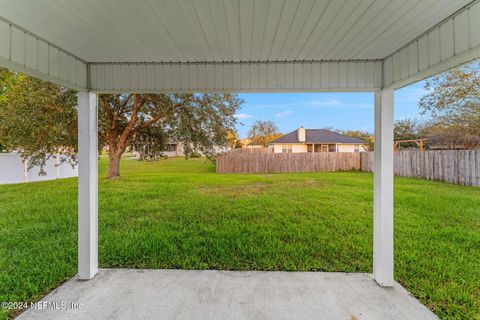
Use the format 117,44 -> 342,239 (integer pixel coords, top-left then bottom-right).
328,144 -> 337,152
354,145 -> 360,152
282,145 -> 292,153
165,144 -> 176,152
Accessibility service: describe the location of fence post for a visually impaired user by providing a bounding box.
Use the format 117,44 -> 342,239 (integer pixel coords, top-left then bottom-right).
56,154 -> 60,179
24,159 -> 28,183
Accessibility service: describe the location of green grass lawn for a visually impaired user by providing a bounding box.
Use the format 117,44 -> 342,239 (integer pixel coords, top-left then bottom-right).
0,157 -> 479,319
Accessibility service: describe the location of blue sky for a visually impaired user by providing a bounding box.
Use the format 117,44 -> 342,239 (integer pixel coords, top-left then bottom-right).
235,81 -> 427,138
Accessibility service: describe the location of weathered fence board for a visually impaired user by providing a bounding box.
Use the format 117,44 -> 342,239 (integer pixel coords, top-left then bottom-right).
217,152 -> 361,174
360,150 -> 480,187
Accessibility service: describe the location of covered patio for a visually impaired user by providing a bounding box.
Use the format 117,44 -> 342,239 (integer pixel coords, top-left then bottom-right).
1,0 -> 479,319
17,270 -> 436,320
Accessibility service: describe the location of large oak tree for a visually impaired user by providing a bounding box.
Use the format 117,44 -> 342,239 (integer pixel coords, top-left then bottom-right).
0,68 -> 242,179
100,93 -> 241,178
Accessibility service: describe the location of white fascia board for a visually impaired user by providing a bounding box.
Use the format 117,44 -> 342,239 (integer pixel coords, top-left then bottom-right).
0,17 -> 88,91
88,60 -> 383,93
383,0 -> 480,90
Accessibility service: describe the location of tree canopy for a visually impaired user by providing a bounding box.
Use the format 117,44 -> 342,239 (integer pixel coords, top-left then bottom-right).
101,93 -> 242,178
0,68 -> 20,151
419,60 -> 480,148
0,67 -> 243,178
0,69 -> 78,170
342,130 -> 374,151
247,120 -> 281,147
394,118 -> 421,141
0,68 -> 18,104
226,130 -> 242,149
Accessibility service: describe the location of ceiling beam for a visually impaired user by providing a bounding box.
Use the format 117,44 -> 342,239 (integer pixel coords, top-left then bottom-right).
88,60 -> 382,93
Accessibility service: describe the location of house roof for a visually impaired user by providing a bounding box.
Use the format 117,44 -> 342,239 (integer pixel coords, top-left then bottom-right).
270,129 -> 364,144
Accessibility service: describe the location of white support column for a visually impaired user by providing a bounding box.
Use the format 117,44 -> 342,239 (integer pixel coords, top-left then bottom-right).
77,92 -> 98,280
373,89 -> 394,287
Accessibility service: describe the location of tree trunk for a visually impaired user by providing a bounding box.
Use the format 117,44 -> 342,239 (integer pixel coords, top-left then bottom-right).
108,151 -> 122,179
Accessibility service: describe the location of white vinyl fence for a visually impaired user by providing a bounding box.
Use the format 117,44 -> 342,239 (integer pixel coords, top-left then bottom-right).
0,152 -> 78,184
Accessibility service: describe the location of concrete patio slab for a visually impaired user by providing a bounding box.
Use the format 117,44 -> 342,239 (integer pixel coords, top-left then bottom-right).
17,269 -> 437,320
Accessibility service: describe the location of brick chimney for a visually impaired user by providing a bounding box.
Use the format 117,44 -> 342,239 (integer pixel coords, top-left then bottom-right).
298,126 -> 306,142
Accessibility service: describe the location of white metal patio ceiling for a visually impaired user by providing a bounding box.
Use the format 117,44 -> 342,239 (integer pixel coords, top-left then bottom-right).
0,0 -> 479,92
0,0 -> 472,63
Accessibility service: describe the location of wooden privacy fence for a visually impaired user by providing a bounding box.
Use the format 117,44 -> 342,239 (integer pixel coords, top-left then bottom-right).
361,150 -> 480,187
216,152 -> 361,174
217,149 -> 480,187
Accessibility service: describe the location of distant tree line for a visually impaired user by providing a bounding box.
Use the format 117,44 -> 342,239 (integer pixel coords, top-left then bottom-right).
419,60 -> 480,149
343,61 -> 480,150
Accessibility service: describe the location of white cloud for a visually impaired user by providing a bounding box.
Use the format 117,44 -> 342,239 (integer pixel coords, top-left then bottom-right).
252,99 -> 341,110
247,97 -> 375,113
307,100 -> 373,110
275,110 -> 293,118
307,99 -> 341,106
304,99 -> 373,109
251,102 -> 299,109
235,113 -> 253,119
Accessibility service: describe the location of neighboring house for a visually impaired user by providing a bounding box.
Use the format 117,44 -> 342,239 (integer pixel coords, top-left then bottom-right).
161,141 -> 185,157
161,141 -> 231,157
239,138 -> 263,149
240,138 -> 262,149
269,127 -> 366,153
424,135 -> 480,150
245,142 -> 264,149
